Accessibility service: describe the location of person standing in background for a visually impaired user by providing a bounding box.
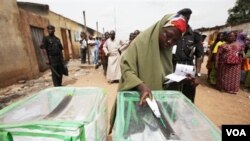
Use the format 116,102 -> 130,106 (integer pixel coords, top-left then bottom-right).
88,35 -> 96,64
79,31 -> 87,64
194,31 -> 204,77
243,35 -> 250,91
208,32 -> 226,85
94,37 -> 100,67
40,25 -> 65,86
236,32 -> 247,84
103,30 -> 122,83
118,32 -> 135,55
97,32 -> 110,75
202,34 -> 208,55
170,8 -> 202,103
216,31 -> 243,94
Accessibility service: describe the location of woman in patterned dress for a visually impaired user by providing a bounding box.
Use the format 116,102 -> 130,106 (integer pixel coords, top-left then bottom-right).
216,31 -> 244,94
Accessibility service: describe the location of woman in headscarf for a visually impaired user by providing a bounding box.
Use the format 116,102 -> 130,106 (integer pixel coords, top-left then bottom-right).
216,31 -> 244,94
118,13 -> 188,105
236,32 -> 247,48
206,32 -> 226,85
243,35 -> 250,90
109,11 -> 189,134
236,32 -> 247,83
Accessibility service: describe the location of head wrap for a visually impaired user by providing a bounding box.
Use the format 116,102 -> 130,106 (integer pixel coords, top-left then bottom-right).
163,15 -> 187,33
236,32 -> 247,46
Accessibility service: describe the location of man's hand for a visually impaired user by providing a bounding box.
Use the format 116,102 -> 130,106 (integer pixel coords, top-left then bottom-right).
137,83 -> 152,106
185,74 -> 199,87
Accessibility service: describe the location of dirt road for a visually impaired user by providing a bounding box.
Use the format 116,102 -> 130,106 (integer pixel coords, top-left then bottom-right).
1,57 -> 250,140
69,57 -> 250,128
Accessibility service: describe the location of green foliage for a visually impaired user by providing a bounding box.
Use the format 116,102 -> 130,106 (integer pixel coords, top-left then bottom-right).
227,0 -> 250,25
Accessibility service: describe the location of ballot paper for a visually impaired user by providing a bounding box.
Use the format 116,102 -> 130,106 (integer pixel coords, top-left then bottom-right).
172,45 -> 177,54
165,64 -> 195,83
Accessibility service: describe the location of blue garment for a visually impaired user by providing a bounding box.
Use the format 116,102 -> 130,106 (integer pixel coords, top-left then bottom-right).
93,40 -> 100,64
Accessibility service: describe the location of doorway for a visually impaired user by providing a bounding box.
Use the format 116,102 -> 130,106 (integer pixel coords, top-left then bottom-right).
30,26 -> 48,71
61,28 -> 74,61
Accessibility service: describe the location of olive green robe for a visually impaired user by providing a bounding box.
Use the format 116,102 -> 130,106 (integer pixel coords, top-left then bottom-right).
118,14 -> 174,91
109,14 -> 175,134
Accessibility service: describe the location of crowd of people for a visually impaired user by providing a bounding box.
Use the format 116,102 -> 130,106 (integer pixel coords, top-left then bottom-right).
79,29 -> 140,83
42,7 -> 250,99
206,31 -> 250,94
40,8 -> 250,134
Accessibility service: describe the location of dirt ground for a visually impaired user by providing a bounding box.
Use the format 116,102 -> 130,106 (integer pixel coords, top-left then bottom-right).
194,57 -> 250,128
73,57 -> 250,126
69,56 -> 250,140
1,56 -> 250,140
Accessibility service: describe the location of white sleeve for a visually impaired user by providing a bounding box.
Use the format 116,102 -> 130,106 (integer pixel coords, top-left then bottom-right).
119,42 -> 129,52
83,40 -> 87,48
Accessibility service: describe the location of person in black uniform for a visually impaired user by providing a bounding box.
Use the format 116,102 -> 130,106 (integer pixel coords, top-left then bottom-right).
168,8 -> 203,103
40,25 -> 64,86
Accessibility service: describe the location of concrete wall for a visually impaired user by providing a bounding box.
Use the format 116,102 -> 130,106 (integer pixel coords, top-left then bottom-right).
18,9 -> 49,70
17,2 -> 49,16
47,11 -> 101,59
48,11 -> 85,59
201,22 -> 250,45
230,23 -> 250,34
0,1 -> 101,87
0,0 -> 43,87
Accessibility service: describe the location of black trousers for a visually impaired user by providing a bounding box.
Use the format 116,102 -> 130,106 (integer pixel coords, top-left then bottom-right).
169,61 -> 196,102
49,56 -> 64,86
166,80 -> 196,103
80,48 -> 87,64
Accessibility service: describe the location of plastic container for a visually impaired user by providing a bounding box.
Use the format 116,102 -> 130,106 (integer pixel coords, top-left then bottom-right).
0,87 -> 107,141
113,91 -> 221,141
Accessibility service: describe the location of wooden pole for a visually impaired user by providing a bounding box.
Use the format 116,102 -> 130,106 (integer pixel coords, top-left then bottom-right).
96,21 -> 99,38
83,11 -> 90,64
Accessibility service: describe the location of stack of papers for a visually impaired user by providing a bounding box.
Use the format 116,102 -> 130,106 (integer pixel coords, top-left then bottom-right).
165,64 -> 195,83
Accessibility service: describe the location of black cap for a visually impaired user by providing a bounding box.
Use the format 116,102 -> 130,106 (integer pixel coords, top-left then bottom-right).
177,8 -> 192,16
47,25 -> 55,29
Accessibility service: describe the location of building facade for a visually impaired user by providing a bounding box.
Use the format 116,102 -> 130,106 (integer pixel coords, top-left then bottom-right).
0,0 -> 100,87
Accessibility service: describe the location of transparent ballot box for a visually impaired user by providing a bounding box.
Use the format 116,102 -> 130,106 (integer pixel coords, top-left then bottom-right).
0,87 -> 107,141
113,91 -> 221,141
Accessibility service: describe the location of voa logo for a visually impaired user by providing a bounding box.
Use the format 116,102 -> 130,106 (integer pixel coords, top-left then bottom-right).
226,129 -> 246,136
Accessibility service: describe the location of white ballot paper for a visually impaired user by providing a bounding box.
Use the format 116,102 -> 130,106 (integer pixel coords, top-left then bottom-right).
172,45 -> 177,54
165,63 -> 196,83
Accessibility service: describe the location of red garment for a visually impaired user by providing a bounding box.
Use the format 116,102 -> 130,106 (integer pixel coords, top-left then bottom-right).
171,19 -> 186,33
163,15 -> 187,33
216,42 -> 243,93
99,40 -> 106,56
